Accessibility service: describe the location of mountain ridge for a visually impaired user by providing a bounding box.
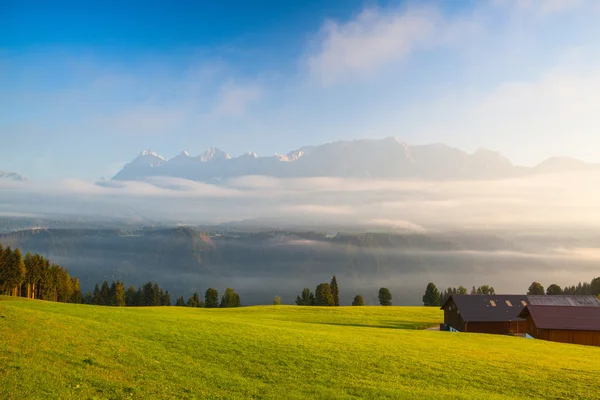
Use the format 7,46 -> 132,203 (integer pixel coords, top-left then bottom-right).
112,137 -> 600,182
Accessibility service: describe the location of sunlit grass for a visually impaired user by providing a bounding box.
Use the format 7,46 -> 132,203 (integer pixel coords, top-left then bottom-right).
1,296 -> 599,399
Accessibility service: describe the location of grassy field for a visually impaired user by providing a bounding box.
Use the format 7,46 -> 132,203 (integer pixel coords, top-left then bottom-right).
1,297 -> 599,399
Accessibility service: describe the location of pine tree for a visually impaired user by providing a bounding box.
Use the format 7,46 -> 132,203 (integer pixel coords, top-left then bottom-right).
162,290 -> 171,306
352,295 -> 364,306
142,282 -> 154,306
109,281 -> 126,306
0,245 -> 11,295
330,276 -> 340,306
125,285 -> 137,306
175,296 -> 185,306
70,277 -> 82,303
10,248 -> 26,297
314,283 -> 334,306
378,288 -> 392,306
100,281 -> 110,305
205,288 -> 219,308
92,283 -> 101,305
152,283 -> 162,306
0,244 -> 5,294
422,282 -> 440,306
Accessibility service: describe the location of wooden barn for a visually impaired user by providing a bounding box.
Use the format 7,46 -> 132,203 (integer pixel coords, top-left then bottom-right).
518,305 -> 600,346
440,295 -> 528,334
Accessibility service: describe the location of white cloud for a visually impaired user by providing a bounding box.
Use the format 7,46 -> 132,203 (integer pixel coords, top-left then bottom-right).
3,171 -> 600,230
212,82 -> 263,117
400,63 -> 600,164
492,0 -> 592,13
307,7 -> 439,85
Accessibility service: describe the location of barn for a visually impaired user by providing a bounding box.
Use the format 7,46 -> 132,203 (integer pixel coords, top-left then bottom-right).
440,295 -> 528,334
518,305 -> 600,346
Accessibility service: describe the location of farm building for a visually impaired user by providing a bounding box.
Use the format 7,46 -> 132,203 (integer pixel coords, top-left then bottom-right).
519,305 -> 600,346
440,295 -> 528,334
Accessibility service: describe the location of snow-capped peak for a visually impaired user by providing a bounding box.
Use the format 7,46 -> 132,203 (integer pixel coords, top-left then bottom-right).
139,149 -> 166,160
199,147 -> 230,162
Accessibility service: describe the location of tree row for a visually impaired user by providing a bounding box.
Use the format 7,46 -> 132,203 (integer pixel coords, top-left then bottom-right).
0,244 -> 82,303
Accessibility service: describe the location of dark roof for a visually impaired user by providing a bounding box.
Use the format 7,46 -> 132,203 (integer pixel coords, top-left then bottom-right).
519,306 -> 600,331
441,295 -> 528,322
527,295 -> 600,307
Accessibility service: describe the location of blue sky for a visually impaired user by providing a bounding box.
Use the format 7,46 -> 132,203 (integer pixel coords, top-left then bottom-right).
2,0 -> 600,180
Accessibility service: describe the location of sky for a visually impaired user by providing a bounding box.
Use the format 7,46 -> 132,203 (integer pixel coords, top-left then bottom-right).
2,0 -> 600,180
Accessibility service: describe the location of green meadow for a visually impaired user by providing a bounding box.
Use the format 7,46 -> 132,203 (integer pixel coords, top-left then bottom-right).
1,297 -> 599,400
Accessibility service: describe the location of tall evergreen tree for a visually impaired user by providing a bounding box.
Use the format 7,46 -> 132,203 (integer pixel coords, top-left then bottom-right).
0,244 -> 5,293
314,283 -> 334,306
125,285 -> 137,306
205,288 -> 219,308
142,282 -> 154,306
109,281 -> 126,306
422,282 -> 441,306
152,283 -> 162,306
8,248 -> 26,297
71,277 -> 82,303
100,281 -> 110,305
378,288 -> 392,306
175,296 -> 185,306
162,290 -> 171,306
330,276 -> 340,306
92,283 -> 101,305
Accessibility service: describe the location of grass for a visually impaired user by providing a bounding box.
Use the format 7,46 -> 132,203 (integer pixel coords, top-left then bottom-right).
1,297 -> 599,399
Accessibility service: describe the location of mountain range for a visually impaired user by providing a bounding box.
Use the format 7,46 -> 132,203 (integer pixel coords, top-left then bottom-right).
112,138 -> 599,182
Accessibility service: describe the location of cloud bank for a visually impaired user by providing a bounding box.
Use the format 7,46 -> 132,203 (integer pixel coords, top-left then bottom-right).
2,171 -> 600,232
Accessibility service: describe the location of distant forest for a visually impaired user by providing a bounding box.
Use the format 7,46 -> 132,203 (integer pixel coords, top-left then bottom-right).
2,241 -> 599,307
0,244 -> 242,308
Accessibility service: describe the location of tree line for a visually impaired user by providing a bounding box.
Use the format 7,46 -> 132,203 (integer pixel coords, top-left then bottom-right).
175,287 -> 241,308
425,277 -> 600,307
526,278 -> 600,296
0,244 -> 82,303
294,276 -> 394,306
84,280 -> 243,308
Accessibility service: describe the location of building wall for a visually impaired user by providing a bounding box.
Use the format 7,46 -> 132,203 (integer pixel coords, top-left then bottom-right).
525,316 -> 600,346
547,330 -> 600,346
464,321 -> 526,335
443,300 -> 465,331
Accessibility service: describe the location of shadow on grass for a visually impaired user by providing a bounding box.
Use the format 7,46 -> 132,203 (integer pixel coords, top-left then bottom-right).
308,321 -> 437,330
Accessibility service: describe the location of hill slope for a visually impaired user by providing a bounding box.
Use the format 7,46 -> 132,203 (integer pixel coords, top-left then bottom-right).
1,297 -> 599,399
